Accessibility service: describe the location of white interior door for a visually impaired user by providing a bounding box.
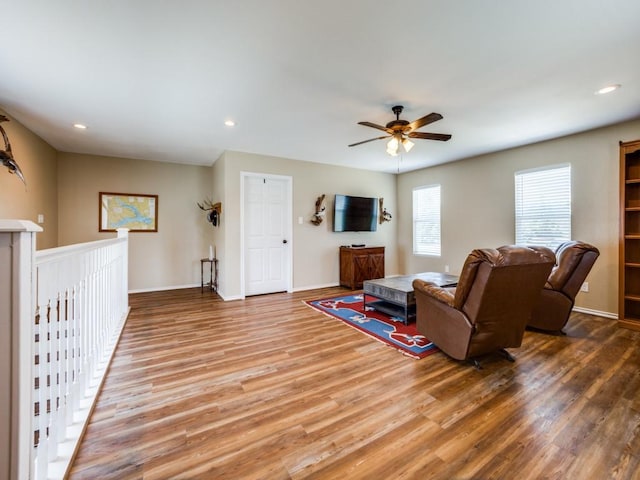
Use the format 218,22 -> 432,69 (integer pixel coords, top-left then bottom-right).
243,173 -> 292,296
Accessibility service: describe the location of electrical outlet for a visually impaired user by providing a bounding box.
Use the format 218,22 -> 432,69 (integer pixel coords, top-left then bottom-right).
37,214 -> 44,224
580,282 -> 589,293
444,265 -> 450,273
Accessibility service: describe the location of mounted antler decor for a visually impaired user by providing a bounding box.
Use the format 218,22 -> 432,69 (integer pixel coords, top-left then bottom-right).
311,194 -> 326,225
379,197 -> 392,224
0,115 -> 26,186
198,199 -> 222,227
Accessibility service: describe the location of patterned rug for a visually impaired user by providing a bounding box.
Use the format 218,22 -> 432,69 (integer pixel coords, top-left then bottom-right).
305,293 -> 439,359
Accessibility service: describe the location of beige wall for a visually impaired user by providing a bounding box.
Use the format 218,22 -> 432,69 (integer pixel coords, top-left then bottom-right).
1,111 -> 398,295
0,110 -> 58,249
210,152 -> 226,293
398,118 -> 640,316
218,151 -> 398,299
57,152 -> 213,291
4,108 -> 638,311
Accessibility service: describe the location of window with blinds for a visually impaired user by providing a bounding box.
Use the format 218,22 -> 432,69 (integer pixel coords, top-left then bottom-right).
515,164 -> 571,249
413,184 -> 441,256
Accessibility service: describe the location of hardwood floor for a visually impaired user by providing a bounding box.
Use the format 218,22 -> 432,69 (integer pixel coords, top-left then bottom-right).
69,287 -> 640,479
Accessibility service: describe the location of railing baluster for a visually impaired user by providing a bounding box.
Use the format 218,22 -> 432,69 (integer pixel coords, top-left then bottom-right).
33,304 -> 47,480
70,286 -> 80,414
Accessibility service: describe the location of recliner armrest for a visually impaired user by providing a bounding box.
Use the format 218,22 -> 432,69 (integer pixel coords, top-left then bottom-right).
413,279 -> 455,308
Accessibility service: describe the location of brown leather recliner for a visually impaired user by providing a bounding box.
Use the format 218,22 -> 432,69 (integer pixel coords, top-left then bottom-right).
413,245 -> 555,364
528,241 -> 600,333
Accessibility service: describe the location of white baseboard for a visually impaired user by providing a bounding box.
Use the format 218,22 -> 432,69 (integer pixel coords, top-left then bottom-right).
218,283 -> 340,301
292,282 -> 340,292
127,284 -> 619,321
572,306 -> 617,320
218,291 -> 243,301
128,283 -> 198,294
129,282 -> 341,297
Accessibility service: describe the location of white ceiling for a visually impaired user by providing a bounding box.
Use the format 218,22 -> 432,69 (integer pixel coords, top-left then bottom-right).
2,1 -> 640,174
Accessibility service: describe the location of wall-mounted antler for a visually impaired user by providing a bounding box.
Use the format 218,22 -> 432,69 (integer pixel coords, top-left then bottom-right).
379,197 -> 392,224
311,194 -> 326,226
197,199 -> 215,212
0,115 -> 26,187
198,198 -> 222,227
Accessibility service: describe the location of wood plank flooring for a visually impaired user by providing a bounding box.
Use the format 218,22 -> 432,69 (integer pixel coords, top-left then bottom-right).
69,287 -> 640,479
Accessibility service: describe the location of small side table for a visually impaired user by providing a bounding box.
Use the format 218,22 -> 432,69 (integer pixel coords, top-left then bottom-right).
200,258 -> 219,292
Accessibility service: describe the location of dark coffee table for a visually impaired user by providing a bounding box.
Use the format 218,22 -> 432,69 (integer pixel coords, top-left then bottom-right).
363,272 -> 459,325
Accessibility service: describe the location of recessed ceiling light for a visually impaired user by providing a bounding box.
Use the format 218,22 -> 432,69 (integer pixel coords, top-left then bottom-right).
595,84 -> 621,95
224,120 -> 235,127
73,123 -> 87,129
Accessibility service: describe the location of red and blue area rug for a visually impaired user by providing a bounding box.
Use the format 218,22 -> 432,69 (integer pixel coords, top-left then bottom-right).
305,293 -> 439,359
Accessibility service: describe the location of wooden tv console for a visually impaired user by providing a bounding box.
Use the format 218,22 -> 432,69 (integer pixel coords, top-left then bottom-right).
339,246 -> 385,289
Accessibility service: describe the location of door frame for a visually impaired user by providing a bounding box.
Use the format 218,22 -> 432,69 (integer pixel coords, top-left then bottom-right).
239,171 -> 293,298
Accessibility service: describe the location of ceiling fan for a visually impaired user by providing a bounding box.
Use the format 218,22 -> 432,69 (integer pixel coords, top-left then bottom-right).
348,105 -> 451,156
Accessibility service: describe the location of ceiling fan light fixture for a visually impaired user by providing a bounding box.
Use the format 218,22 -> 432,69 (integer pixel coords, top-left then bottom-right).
386,136 -> 399,156
402,138 -> 415,153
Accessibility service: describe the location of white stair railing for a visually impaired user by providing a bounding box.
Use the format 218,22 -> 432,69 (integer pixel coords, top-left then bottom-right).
0,221 -> 129,480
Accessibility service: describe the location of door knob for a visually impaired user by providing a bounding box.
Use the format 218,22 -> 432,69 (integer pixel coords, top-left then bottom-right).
283,239 -> 288,244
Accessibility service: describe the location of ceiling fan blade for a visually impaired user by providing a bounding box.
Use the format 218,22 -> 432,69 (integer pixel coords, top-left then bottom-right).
408,131 -> 452,141
407,112 -> 443,132
348,135 -> 390,147
358,121 -> 394,134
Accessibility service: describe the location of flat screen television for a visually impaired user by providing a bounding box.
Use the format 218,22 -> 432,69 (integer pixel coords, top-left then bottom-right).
333,194 -> 378,232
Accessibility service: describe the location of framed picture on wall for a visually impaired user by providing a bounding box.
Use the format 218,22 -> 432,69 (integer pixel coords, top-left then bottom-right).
99,192 -> 158,232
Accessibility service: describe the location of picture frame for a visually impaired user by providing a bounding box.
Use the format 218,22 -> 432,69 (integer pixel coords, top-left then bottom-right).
99,192 -> 158,232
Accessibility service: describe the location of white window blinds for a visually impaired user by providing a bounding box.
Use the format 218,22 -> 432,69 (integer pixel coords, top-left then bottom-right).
413,184 -> 441,256
515,164 -> 571,250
